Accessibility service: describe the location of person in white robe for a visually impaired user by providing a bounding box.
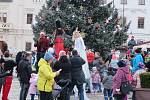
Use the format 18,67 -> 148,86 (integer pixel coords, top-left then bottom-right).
72,28 -> 91,100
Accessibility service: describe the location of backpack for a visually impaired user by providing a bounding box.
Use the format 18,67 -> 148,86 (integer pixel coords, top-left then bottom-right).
120,72 -> 133,95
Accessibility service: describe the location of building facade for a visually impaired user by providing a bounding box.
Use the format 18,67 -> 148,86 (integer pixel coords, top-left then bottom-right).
0,0 -> 46,54
109,0 -> 150,42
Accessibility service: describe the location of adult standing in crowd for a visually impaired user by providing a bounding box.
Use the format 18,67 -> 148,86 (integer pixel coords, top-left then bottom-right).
2,51 -> 16,100
35,31 -> 50,72
37,52 -> 61,100
132,49 -> 144,73
53,55 -> 72,100
18,52 -> 32,100
0,56 -> 14,93
128,36 -> 136,49
113,60 -> 130,100
53,51 -> 71,82
72,28 -> 91,99
68,50 -> 86,100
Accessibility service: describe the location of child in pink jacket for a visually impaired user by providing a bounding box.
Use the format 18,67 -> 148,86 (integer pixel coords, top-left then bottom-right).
29,73 -> 38,100
91,67 -> 101,93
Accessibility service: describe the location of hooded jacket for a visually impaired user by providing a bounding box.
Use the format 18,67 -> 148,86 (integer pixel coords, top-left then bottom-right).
37,58 -> 56,92
113,66 -> 130,94
132,53 -> 144,73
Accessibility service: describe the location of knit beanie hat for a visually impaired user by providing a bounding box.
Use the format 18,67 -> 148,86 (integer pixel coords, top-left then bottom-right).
117,60 -> 126,67
44,52 -> 53,61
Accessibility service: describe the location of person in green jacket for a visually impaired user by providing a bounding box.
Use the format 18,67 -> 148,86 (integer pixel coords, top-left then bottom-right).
37,52 -> 61,100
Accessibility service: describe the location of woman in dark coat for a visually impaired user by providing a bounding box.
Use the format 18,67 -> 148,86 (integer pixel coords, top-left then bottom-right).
53,55 -> 72,100
54,55 -> 71,81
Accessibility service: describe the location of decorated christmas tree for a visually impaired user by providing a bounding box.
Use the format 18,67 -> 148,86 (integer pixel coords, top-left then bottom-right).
32,0 -> 130,58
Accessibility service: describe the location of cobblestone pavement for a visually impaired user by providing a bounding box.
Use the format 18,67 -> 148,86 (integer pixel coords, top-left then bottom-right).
6,76 -> 103,100
1,73 -> 132,100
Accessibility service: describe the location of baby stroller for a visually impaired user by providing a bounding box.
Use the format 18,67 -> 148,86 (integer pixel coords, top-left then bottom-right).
53,79 -> 70,100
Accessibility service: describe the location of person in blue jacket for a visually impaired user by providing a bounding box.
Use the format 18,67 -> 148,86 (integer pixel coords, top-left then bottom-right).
132,49 -> 144,73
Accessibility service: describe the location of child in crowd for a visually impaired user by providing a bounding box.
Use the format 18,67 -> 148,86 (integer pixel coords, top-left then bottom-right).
102,67 -> 114,100
29,72 -> 38,100
91,67 -> 101,94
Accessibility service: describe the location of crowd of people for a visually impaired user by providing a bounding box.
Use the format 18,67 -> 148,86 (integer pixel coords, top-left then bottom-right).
0,32 -> 150,100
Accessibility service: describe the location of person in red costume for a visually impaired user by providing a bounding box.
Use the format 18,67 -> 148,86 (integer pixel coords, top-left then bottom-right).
54,20 -> 65,59
54,29 -> 64,59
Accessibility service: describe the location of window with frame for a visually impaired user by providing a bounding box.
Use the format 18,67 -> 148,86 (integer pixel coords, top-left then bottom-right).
138,17 -> 144,29
139,0 -> 145,5
0,13 -> 7,23
121,0 -> 127,4
25,42 -> 32,51
27,14 -> 33,24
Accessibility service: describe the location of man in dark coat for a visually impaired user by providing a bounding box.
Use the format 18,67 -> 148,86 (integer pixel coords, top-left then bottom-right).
18,52 -> 32,100
68,50 -> 85,100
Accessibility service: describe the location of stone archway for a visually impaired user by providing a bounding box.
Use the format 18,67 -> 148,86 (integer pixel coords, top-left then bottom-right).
0,41 -> 8,54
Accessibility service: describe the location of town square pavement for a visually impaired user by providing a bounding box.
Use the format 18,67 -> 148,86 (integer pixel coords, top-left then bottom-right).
1,71 -> 132,100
